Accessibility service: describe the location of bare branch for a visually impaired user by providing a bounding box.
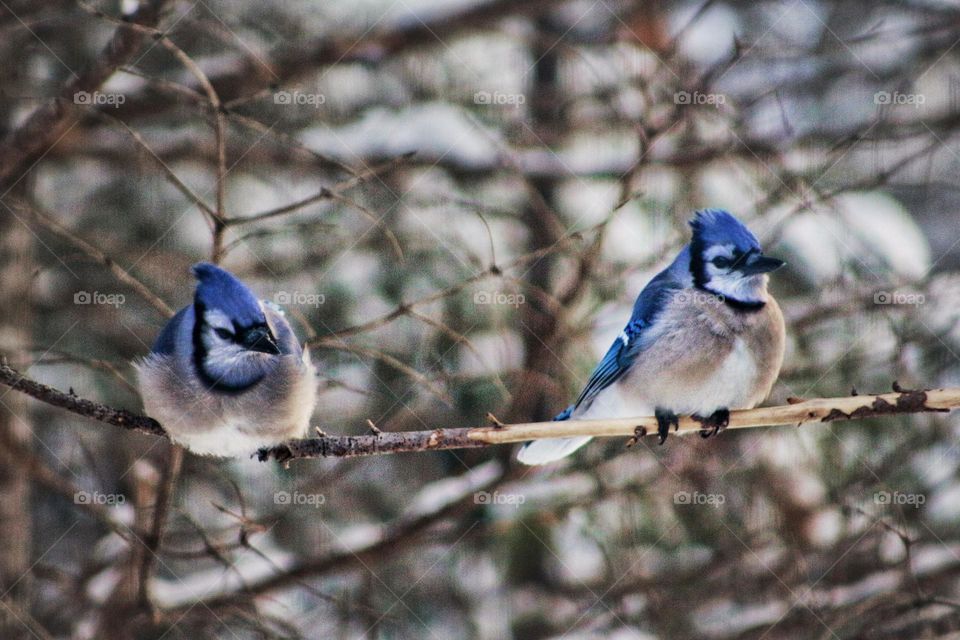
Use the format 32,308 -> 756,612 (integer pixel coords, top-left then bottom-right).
25,204 -> 175,318
258,386 -> 958,461
0,363 -> 163,437
173,461 -> 509,612
110,0 -> 565,120
2,361 -> 954,464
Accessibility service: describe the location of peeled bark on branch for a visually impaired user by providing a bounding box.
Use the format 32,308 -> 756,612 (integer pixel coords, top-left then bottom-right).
0,363 -> 955,462
259,386 -> 957,462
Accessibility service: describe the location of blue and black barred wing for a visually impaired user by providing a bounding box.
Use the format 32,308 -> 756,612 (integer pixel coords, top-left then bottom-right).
568,267 -> 684,414
569,317 -> 645,413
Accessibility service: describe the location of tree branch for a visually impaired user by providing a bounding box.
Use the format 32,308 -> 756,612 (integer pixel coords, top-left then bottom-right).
170,460 -> 509,612
1,361 -> 956,462
258,386 -> 959,462
0,363 -> 163,436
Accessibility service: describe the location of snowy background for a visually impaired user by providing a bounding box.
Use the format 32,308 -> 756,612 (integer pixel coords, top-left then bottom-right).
2,0 -> 960,638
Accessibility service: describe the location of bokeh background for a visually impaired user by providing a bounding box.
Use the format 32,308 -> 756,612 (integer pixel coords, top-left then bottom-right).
2,0 -> 960,638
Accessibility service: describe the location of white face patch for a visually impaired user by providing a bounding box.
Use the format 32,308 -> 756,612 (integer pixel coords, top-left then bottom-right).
200,308 -> 253,379
704,244 -> 735,261
706,272 -> 768,303
204,309 -> 233,332
701,244 -> 767,304
702,244 -> 734,281
201,309 -> 237,350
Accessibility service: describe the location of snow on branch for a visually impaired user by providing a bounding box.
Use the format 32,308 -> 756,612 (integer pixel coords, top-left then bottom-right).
2,363 -> 957,462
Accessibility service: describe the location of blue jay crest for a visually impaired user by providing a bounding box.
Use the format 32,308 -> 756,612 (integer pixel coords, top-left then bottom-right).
689,209 -> 761,251
192,262 -> 268,329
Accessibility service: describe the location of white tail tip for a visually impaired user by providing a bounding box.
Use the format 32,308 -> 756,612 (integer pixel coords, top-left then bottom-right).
516,436 -> 592,465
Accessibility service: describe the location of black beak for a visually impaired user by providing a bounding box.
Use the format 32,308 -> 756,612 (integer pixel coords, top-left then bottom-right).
241,326 -> 280,355
739,255 -> 786,275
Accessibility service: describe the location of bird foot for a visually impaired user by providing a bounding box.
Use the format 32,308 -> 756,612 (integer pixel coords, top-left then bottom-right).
655,409 -> 679,445
696,408 -> 729,439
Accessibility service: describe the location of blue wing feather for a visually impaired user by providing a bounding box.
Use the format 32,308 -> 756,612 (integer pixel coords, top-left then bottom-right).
151,306 -> 191,355
570,319 -> 644,410
553,405 -> 574,421
568,246 -> 691,413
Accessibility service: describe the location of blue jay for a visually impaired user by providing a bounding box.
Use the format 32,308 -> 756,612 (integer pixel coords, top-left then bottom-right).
136,263 -> 317,457
518,209 -> 786,465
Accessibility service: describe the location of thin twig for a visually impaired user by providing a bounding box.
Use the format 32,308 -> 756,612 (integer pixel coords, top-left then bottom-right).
136,445 -> 184,615
311,237 -> 583,344
25,204 -> 175,317
227,156 -> 408,226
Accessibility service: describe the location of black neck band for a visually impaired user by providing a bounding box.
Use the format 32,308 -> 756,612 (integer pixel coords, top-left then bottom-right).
692,283 -> 766,313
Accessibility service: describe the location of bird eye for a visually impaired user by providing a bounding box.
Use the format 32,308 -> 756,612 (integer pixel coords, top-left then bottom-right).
711,256 -> 732,268
214,328 -> 234,340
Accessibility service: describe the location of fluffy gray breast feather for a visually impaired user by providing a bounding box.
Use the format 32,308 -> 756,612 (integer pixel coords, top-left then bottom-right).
136,302 -> 316,457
